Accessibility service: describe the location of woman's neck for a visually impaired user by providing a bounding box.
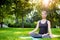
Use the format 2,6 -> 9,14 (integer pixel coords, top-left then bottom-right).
42,19 -> 46,21
41,19 -> 47,24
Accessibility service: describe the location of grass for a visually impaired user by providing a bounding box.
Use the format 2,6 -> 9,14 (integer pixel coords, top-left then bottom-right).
0,28 -> 60,40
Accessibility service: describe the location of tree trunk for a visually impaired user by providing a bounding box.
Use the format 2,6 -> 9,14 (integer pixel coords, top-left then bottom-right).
0,17 -> 3,28
22,15 -> 24,28
16,16 -> 18,24
0,22 -> 3,28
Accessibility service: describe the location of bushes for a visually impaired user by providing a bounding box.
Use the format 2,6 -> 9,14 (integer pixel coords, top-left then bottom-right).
8,21 -> 36,28
24,22 -> 36,28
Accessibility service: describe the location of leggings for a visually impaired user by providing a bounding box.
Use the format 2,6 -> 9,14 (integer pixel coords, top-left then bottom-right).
30,32 -> 51,38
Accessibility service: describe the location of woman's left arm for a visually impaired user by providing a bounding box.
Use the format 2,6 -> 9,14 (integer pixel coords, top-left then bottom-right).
48,21 -> 53,38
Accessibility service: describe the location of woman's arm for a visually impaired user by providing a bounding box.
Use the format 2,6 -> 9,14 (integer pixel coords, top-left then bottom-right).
48,21 -> 53,38
48,21 -> 60,38
29,21 -> 40,34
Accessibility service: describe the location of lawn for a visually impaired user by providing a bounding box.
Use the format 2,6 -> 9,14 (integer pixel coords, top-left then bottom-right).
0,28 -> 60,40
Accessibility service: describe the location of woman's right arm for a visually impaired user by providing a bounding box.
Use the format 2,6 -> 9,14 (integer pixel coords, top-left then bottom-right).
29,21 -> 40,34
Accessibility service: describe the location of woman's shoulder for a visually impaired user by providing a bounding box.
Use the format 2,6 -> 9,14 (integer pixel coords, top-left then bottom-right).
47,20 -> 51,23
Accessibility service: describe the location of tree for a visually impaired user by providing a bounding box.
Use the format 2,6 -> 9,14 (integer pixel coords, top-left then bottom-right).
0,0 -> 15,28
14,0 -> 32,28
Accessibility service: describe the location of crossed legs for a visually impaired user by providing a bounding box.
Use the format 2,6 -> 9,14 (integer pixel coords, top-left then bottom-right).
30,32 -> 50,38
30,32 -> 60,38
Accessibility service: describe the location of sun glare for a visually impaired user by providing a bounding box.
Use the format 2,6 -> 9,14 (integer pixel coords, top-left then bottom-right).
42,0 -> 50,7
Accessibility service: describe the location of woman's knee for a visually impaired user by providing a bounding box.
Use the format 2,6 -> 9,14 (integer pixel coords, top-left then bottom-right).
30,32 -> 35,35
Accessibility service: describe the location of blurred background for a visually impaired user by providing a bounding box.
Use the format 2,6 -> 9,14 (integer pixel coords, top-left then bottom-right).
0,0 -> 60,28
0,0 -> 60,40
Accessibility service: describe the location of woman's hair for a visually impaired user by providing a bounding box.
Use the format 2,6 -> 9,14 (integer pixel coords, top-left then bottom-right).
41,10 -> 47,15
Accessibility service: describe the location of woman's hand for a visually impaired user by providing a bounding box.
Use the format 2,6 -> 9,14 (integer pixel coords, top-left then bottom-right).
42,33 -> 48,37
29,32 -> 33,34
49,34 -> 53,38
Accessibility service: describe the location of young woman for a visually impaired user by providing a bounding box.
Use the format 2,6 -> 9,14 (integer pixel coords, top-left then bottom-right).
29,10 -> 60,38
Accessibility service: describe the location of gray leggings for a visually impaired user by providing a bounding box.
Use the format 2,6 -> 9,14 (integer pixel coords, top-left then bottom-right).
30,32 -> 51,38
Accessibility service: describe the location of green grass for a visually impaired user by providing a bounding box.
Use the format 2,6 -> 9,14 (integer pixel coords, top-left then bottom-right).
0,28 -> 60,40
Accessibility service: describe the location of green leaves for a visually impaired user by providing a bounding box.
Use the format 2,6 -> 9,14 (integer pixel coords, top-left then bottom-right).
0,0 -> 33,27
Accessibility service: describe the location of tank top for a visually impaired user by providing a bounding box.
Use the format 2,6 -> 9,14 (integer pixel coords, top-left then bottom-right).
39,20 -> 48,34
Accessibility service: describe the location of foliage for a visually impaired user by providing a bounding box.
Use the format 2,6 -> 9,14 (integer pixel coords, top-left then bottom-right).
0,0 -> 60,28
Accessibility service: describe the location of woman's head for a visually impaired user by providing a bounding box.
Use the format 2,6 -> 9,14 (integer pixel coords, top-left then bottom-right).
41,10 -> 47,19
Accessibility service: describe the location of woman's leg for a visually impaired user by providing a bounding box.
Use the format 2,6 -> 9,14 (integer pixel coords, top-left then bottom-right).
30,32 -> 42,40
42,34 -> 50,38
30,32 -> 42,38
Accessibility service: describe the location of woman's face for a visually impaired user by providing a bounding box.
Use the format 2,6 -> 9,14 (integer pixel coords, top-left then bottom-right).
41,11 -> 47,19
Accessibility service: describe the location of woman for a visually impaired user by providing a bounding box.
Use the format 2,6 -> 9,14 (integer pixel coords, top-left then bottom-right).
29,10 -> 60,38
